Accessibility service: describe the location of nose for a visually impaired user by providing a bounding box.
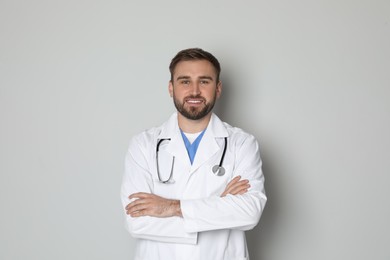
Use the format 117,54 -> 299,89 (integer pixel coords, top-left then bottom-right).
191,82 -> 201,96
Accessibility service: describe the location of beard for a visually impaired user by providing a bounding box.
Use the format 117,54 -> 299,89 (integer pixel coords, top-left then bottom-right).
173,93 -> 217,120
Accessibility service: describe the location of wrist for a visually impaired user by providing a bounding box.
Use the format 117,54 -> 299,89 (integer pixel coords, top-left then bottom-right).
171,200 -> 182,217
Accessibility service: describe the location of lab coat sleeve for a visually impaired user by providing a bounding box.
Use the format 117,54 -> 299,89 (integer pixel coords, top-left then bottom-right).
121,137 -> 197,244
180,135 -> 267,233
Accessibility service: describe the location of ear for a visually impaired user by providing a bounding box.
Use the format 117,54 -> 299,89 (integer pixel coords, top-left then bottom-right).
168,80 -> 173,97
216,80 -> 222,99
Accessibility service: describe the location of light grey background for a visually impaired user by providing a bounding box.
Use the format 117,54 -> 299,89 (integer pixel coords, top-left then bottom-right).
1,1 -> 389,259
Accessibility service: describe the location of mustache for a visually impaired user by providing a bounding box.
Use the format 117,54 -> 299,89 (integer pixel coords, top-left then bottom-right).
185,95 -> 205,101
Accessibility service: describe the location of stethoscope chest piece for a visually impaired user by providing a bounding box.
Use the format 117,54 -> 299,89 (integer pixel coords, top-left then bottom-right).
211,137 -> 228,177
212,165 -> 225,176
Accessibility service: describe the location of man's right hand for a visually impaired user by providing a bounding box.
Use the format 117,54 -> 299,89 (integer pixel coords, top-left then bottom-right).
220,175 -> 250,197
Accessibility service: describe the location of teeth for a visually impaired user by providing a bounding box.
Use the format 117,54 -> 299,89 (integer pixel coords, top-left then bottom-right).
187,100 -> 202,103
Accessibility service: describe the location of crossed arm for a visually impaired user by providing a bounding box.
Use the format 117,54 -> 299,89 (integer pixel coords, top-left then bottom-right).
125,175 -> 250,218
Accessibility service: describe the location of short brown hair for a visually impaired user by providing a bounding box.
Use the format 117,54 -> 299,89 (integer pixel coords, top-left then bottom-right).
169,48 -> 221,82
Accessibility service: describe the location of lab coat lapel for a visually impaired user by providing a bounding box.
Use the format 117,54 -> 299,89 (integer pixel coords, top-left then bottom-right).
190,114 -> 229,174
189,131 -> 219,173
158,113 -> 189,165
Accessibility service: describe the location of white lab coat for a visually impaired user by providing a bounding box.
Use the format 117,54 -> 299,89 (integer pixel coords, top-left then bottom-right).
121,113 -> 267,260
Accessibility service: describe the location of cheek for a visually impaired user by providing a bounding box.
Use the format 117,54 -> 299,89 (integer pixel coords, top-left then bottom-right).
174,90 -> 186,99
206,90 -> 217,100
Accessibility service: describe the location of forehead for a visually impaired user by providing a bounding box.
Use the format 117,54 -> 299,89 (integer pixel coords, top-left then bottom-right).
173,60 -> 217,79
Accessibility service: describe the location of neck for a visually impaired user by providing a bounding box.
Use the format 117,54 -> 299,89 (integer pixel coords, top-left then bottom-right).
177,112 -> 212,133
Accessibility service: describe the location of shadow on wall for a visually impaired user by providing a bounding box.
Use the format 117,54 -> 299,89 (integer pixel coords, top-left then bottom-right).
213,67 -> 233,122
246,150 -> 279,259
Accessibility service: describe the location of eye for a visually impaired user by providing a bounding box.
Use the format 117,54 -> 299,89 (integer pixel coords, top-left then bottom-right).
181,80 -> 190,85
200,80 -> 209,85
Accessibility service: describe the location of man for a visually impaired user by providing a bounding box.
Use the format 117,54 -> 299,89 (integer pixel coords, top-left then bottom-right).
121,48 -> 266,260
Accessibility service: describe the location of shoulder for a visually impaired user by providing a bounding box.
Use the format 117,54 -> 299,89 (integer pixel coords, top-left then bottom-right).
224,122 -> 257,142
128,126 -> 160,150
210,113 -> 259,147
219,123 -> 262,166
220,121 -> 260,154
127,113 -> 177,153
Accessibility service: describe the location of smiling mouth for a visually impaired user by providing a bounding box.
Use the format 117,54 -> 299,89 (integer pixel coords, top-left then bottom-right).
185,97 -> 205,105
187,100 -> 203,104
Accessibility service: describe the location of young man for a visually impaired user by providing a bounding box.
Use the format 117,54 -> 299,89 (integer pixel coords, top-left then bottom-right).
121,48 -> 266,260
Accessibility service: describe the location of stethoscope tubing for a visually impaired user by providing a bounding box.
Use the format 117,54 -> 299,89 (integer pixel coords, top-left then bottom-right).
218,137 -> 227,168
156,137 -> 228,183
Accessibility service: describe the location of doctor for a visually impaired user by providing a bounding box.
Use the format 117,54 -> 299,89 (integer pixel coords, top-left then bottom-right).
121,48 -> 267,260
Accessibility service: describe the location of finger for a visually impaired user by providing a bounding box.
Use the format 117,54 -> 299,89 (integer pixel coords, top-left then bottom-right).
126,198 -> 148,211
224,180 -> 250,196
126,202 -> 136,211
229,183 -> 250,195
221,177 -> 242,197
225,176 -> 241,190
230,179 -> 249,190
237,189 -> 248,195
127,202 -> 149,215
129,209 -> 146,217
224,179 -> 248,194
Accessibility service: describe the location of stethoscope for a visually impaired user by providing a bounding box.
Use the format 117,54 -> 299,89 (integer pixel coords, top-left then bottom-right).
156,137 -> 228,183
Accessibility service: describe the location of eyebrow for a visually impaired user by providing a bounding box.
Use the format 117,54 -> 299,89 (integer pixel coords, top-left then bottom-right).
176,76 -> 190,81
199,76 -> 214,81
175,75 -> 214,81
